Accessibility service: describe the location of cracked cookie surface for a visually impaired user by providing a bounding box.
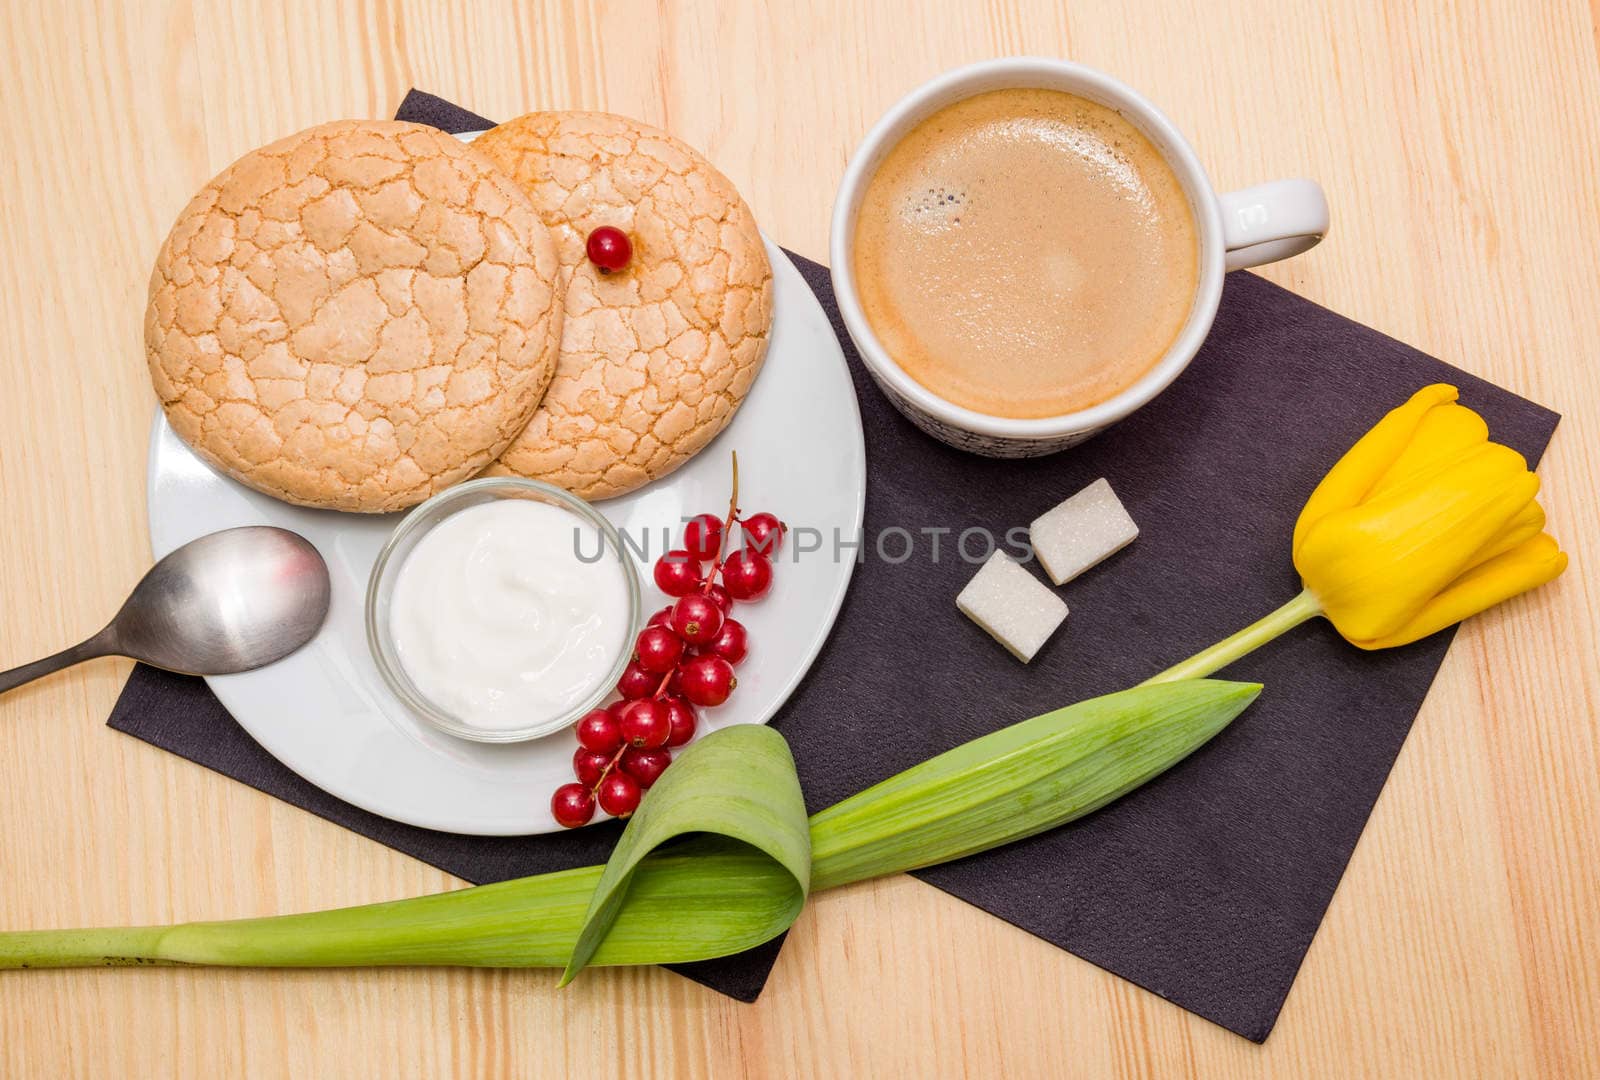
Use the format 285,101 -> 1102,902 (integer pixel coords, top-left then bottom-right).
473,112 -> 773,500
146,119 -> 564,512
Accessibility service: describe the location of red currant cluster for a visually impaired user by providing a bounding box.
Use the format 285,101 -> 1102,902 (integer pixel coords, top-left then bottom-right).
551,464 -> 786,828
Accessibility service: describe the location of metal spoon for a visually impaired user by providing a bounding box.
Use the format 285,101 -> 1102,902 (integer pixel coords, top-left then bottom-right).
0,527 -> 331,695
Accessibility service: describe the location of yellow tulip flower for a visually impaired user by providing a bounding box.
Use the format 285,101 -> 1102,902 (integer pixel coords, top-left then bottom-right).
1148,383 -> 1567,683
1291,384 -> 1566,648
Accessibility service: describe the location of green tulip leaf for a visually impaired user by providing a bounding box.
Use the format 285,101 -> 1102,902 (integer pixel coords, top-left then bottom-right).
560,725 -> 810,984
0,680 -> 1260,976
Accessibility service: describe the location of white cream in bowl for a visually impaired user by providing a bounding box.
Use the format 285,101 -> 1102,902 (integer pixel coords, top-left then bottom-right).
387,500 -> 631,733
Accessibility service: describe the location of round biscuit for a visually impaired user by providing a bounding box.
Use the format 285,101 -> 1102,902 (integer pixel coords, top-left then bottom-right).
472,111 -> 773,500
145,119 -> 564,512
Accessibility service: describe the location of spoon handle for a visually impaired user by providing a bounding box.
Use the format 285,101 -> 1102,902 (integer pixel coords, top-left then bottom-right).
0,631 -> 116,695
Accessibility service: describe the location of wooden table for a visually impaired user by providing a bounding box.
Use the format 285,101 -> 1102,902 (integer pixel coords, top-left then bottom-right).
2,2 -> 1596,1075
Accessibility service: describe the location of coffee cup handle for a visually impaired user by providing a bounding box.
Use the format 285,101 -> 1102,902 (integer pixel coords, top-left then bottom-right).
1217,180 -> 1329,271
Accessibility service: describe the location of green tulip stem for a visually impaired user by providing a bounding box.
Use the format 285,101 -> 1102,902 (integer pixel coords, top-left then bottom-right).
1141,588 -> 1323,686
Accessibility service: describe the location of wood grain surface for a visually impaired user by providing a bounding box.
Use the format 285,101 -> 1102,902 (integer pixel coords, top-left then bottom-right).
1,1 -> 1596,1076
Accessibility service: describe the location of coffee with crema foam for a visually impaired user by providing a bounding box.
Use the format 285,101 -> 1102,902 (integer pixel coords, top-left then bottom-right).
852,88 -> 1199,420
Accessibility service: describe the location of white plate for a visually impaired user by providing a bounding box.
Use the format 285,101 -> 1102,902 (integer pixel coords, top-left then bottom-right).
145,240 -> 865,835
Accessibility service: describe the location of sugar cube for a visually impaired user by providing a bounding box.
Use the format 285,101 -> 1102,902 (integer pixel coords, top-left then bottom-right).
1029,478 -> 1139,586
956,551 -> 1068,663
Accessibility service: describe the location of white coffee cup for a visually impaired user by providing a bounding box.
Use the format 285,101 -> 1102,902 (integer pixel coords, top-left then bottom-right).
829,57 -> 1329,457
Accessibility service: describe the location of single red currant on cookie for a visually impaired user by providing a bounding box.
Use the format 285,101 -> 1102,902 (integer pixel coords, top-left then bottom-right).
585,225 -> 632,273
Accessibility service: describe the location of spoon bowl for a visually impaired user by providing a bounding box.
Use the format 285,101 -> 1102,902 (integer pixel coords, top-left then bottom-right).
0,527 -> 331,695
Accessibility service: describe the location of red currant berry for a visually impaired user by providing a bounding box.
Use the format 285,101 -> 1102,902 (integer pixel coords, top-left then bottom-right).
647,605 -> 675,628
704,582 -> 733,613
654,550 -> 704,597
670,593 -> 724,646
617,660 -> 657,699
662,694 -> 698,747
596,772 -> 642,817
667,664 -> 686,696
585,225 -> 632,273
741,512 -> 786,557
552,783 -> 596,828
634,625 -> 684,674
721,549 -> 773,601
573,747 -> 611,788
576,708 -> 624,753
678,654 -> 736,707
620,698 -> 670,749
606,698 -> 633,725
621,748 -> 672,788
683,513 -> 724,561
708,618 -> 748,665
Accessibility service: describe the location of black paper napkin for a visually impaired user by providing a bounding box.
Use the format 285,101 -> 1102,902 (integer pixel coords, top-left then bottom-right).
108,90 -> 1560,1040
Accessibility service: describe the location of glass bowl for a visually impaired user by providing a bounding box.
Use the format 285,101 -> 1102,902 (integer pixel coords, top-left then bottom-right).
366,477 -> 641,743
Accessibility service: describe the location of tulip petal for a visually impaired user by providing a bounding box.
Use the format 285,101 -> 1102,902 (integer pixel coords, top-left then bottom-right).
1293,384 -> 1459,558
1296,442 -> 1539,641
1352,534 -> 1569,648
1464,497 -> 1546,570
1368,403 -> 1489,498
